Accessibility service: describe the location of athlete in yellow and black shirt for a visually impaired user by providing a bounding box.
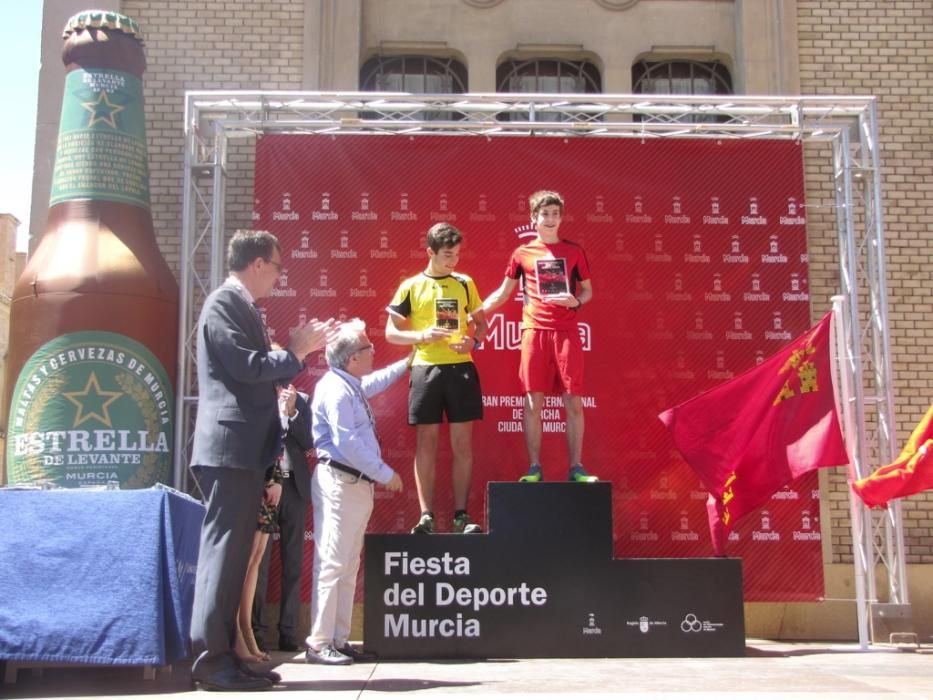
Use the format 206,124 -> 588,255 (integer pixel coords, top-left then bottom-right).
386,223 -> 487,536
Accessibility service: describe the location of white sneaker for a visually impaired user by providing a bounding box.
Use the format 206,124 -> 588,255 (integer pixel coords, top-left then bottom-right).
305,643 -> 352,665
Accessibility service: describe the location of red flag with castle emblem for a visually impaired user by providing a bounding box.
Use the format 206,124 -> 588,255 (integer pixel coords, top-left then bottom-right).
852,402 -> 933,508
658,311 -> 849,555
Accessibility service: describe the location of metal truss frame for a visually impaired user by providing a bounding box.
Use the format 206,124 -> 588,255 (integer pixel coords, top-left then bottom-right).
178,92 -> 906,644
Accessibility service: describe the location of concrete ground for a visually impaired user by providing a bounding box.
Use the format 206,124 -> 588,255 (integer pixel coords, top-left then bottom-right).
3,640 -> 932,699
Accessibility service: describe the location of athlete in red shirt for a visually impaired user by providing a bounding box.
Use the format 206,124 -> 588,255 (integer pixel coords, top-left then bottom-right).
480,190 -> 597,482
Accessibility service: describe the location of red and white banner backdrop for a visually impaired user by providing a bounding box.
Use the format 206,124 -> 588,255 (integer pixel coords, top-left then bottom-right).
254,134 -> 824,603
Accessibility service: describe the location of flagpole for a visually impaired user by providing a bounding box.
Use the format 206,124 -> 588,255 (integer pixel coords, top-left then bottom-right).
831,295 -> 870,649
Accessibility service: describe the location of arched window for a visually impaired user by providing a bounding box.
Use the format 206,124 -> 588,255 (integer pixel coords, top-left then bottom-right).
359,54 -> 468,121
496,58 -> 602,122
632,59 -> 732,123
360,55 -> 468,94
632,59 -> 732,96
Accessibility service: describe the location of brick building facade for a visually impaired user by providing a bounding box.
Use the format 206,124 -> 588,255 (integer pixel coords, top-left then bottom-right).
26,0 -> 932,639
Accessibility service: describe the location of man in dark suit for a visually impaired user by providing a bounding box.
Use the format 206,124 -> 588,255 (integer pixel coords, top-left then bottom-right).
252,384 -> 312,652
189,229 -> 334,692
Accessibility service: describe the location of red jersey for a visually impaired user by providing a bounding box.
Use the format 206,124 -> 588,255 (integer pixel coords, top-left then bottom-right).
506,238 -> 591,331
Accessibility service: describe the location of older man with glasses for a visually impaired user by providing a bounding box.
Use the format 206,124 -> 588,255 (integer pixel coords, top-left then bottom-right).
305,318 -> 409,665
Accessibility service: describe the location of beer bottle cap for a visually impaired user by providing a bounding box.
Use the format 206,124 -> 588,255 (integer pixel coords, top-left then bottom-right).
62,10 -> 143,41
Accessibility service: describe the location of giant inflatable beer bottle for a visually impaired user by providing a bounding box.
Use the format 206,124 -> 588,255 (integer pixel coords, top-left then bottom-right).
3,11 -> 178,488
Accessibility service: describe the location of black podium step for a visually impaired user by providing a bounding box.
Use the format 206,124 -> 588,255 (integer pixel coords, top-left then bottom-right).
364,481 -> 744,658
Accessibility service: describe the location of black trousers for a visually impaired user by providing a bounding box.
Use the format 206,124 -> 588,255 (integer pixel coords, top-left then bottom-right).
189,465 -> 265,677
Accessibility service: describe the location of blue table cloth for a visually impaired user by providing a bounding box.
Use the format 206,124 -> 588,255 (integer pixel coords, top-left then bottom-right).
0,487 -> 204,667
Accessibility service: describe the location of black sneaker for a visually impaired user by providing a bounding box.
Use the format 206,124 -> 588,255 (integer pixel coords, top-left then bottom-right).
410,512 -> 435,534
452,512 -> 482,534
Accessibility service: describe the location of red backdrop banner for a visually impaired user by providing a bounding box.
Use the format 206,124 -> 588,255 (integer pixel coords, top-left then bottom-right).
254,134 -> 824,602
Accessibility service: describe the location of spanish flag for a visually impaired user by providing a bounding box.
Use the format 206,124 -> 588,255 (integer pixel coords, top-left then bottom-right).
659,311 -> 850,555
852,403 -> 933,508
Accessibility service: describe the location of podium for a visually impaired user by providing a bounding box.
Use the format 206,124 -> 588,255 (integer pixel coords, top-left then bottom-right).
365,482 -> 745,658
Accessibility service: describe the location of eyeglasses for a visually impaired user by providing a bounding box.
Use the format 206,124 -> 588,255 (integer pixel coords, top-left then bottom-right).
354,344 -> 374,354
264,258 -> 283,273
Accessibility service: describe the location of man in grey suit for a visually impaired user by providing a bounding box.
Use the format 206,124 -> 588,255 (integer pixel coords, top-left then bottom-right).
252,384 -> 312,653
189,229 -> 334,692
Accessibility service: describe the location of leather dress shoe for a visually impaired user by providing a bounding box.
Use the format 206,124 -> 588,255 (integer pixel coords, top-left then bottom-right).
238,664 -> 281,684
193,667 -> 272,691
278,635 -> 302,652
337,644 -> 377,662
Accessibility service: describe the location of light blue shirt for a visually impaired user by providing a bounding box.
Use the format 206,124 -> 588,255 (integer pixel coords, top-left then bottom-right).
311,358 -> 408,484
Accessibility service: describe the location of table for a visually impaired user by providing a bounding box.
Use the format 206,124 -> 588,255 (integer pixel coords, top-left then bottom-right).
0,486 -> 204,674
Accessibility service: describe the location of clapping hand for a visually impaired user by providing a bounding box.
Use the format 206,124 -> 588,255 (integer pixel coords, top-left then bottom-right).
288,317 -> 338,359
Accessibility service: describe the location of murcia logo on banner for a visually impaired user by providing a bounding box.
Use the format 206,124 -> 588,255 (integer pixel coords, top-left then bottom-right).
609,233 -> 633,262
650,471 -> 677,501
587,195 -> 613,223
650,312 -> 674,341
470,194 -> 496,222
671,352 -> 696,381
431,193 -> 457,222
310,268 -> 337,298
665,195 -> 690,224
7,331 -> 174,489
371,230 -> 398,259
794,510 -> 821,541
684,234 -> 710,264
351,268 -> 377,298
753,510 -> 781,542
707,351 -> 734,381
331,230 -> 358,259
680,613 -> 724,634
626,615 -> 668,634
292,230 -> 319,259
582,613 -> 603,636
631,512 -> 659,542
726,312 -> 752,341
274,192 -> 299,221
352,192 -> 378,221
687,312 -> 713,341
627,273 -> 653,302
313,192 -> 338,220
765,312 -> 792,341
269,268 -> 296,297
391,193 -> 417,221
771,485 -> 799,501
671,511 -> 700,542
781,197 -> 806,225
508,194 -> 528,223
723,235 -> 749,264
705,273 -> 731,302
665,272 -> 693,301
646,234 -> 671,263
783,273 -> 809,302
743,273 -> 770,302
762,235 -> 788,263
625,195 -> 652,223
704,196 -> 729,225
742,196 -> 767,225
